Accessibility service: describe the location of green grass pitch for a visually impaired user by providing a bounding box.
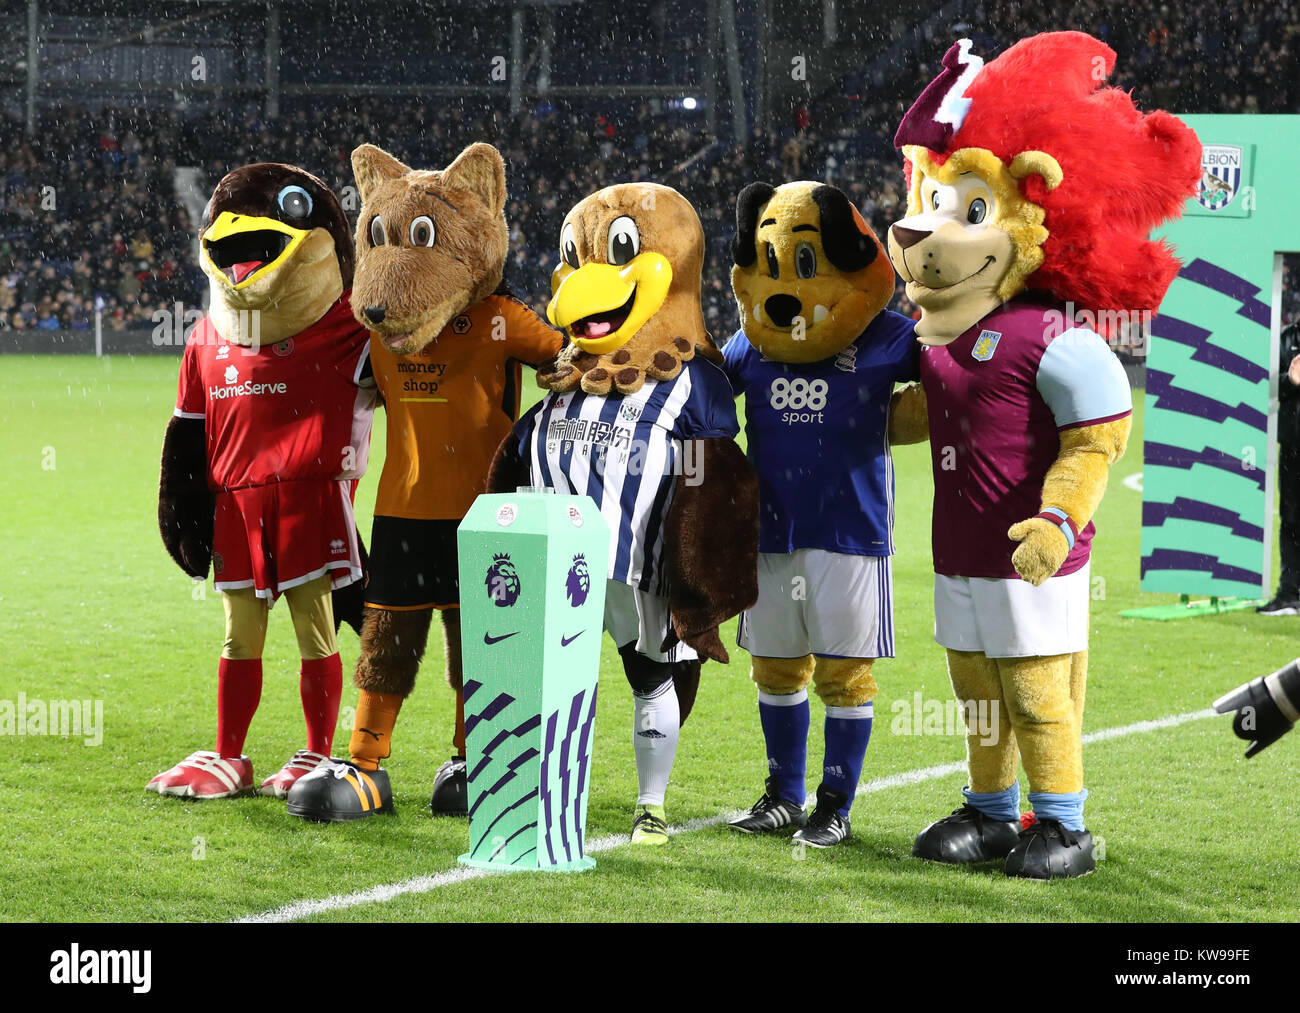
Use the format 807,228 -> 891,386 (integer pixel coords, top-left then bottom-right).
2,353 -> 1298,922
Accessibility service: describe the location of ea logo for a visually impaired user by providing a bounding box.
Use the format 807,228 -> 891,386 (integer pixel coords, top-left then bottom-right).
565,553 -> 591,607
485,553 -> 521,607
496,502 -> 518,527
568,504 -> 584,528
452,315 -> 472,335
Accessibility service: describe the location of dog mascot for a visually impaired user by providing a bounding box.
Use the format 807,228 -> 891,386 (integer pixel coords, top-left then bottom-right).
722,181 -> 925,847
287,143 -> 563,821
488,182 -> 760,844
887,32 -> 1200,877
149,164 -> 376,800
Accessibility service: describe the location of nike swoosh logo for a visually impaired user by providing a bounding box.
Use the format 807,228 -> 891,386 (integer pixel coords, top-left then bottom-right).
484,631 -> 520,645
560,631 -> 584,647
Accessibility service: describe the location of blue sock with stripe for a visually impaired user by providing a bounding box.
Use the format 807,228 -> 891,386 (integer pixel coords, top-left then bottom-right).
963,781 -> 1021,822
757,689 -> 809,805
1028,789 -> 1088,832
823,703 -> 873,817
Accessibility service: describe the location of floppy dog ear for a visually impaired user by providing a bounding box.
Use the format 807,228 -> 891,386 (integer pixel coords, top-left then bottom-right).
812,185 -> 879,273
732,182 -> 776,267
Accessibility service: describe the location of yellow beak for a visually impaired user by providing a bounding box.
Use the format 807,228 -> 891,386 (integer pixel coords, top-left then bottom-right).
546,252 -> 673,355
200,211 -> 310,290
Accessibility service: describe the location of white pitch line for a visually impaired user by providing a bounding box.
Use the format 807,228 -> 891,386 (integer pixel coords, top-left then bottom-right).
1081,707 -> 1215,743
236,706 -> 1219,923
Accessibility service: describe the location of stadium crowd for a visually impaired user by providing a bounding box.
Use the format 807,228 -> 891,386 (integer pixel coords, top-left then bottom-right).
4,0 -> 1298,335
0,109 -> 202,333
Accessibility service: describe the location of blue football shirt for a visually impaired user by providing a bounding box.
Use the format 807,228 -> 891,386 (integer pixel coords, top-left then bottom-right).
721,309 -> 919,556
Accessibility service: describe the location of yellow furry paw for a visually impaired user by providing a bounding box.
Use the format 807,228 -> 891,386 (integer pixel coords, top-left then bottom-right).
887,383 -> 929,445
1007,517 -> 1070,586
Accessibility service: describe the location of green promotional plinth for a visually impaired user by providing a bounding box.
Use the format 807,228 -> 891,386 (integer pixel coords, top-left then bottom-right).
1140,115 -> 1300,606
456,492 -> 609,873
1120,594 -> 1264,621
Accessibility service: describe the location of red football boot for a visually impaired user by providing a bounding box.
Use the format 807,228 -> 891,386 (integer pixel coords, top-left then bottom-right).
146,750 -> 254,799
257,749 -> 332,798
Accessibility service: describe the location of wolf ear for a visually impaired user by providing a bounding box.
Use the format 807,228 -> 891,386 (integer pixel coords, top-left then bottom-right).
441,143 -> 507,216
352,144 -> 411,203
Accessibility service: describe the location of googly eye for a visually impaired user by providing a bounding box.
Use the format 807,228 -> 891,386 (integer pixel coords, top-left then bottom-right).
277,184 -> 313,219
409,215 -> 436,248
369,215 -> 386,247
606,216 -> 640,266
795,242 -> 817,280
967,197 -> 988,225
930,189 -> 940,211
561,223 -> 579,268
766,243 -> 779,280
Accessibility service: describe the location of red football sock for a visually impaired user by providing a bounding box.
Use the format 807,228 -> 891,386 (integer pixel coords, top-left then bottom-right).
300,653 -> 343,756
216,657 -> 263,759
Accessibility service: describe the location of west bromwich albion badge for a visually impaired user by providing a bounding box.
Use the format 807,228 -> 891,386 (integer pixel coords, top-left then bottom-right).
1197,144 -> 1243,211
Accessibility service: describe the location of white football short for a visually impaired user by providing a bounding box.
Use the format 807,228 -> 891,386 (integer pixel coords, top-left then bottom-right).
736,549 -> 894,660
933,563 -> 1091,658
603,579 -> 698,664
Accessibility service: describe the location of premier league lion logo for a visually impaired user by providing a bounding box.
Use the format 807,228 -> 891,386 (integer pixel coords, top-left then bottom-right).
485,552 -> 521,607
565,553 -> 591,607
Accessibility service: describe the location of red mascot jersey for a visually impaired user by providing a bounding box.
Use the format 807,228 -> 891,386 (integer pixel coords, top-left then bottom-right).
174,295 -> 377,599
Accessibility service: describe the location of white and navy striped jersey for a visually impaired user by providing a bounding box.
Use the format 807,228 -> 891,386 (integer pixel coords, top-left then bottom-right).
513,358 -> 739,595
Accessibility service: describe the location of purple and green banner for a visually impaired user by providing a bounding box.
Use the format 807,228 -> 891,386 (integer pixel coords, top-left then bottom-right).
1141,115 -> 1300,599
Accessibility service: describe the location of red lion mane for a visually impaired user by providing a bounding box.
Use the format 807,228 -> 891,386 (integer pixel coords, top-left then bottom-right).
921,32 -> 1202,324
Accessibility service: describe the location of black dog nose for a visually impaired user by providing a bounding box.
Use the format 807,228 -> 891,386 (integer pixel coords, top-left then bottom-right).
364,305 -> 386,325
764,294 -> 802,328
890,225 -> 931,250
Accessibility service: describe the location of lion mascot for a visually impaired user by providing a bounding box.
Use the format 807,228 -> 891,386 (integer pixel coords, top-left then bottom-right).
886,32 -> 1200,878
721,180 -> 925,847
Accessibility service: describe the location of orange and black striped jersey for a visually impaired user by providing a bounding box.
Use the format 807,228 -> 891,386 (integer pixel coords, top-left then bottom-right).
369,292 -> 562,520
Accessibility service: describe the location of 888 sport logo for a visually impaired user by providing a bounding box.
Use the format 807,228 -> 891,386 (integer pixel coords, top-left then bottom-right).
768,377 -> 828,425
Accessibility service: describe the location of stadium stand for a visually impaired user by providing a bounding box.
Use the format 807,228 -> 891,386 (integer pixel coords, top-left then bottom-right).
4,0 -> 1297,341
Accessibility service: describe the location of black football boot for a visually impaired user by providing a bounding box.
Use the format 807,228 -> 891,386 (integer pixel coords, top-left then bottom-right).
913,804 -> 1022,863
430,755 -> 469,816
728,776 -> 809,834
287,760 -> 394,822
791,784 -> 852,848
1004,817 -> 1096,880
